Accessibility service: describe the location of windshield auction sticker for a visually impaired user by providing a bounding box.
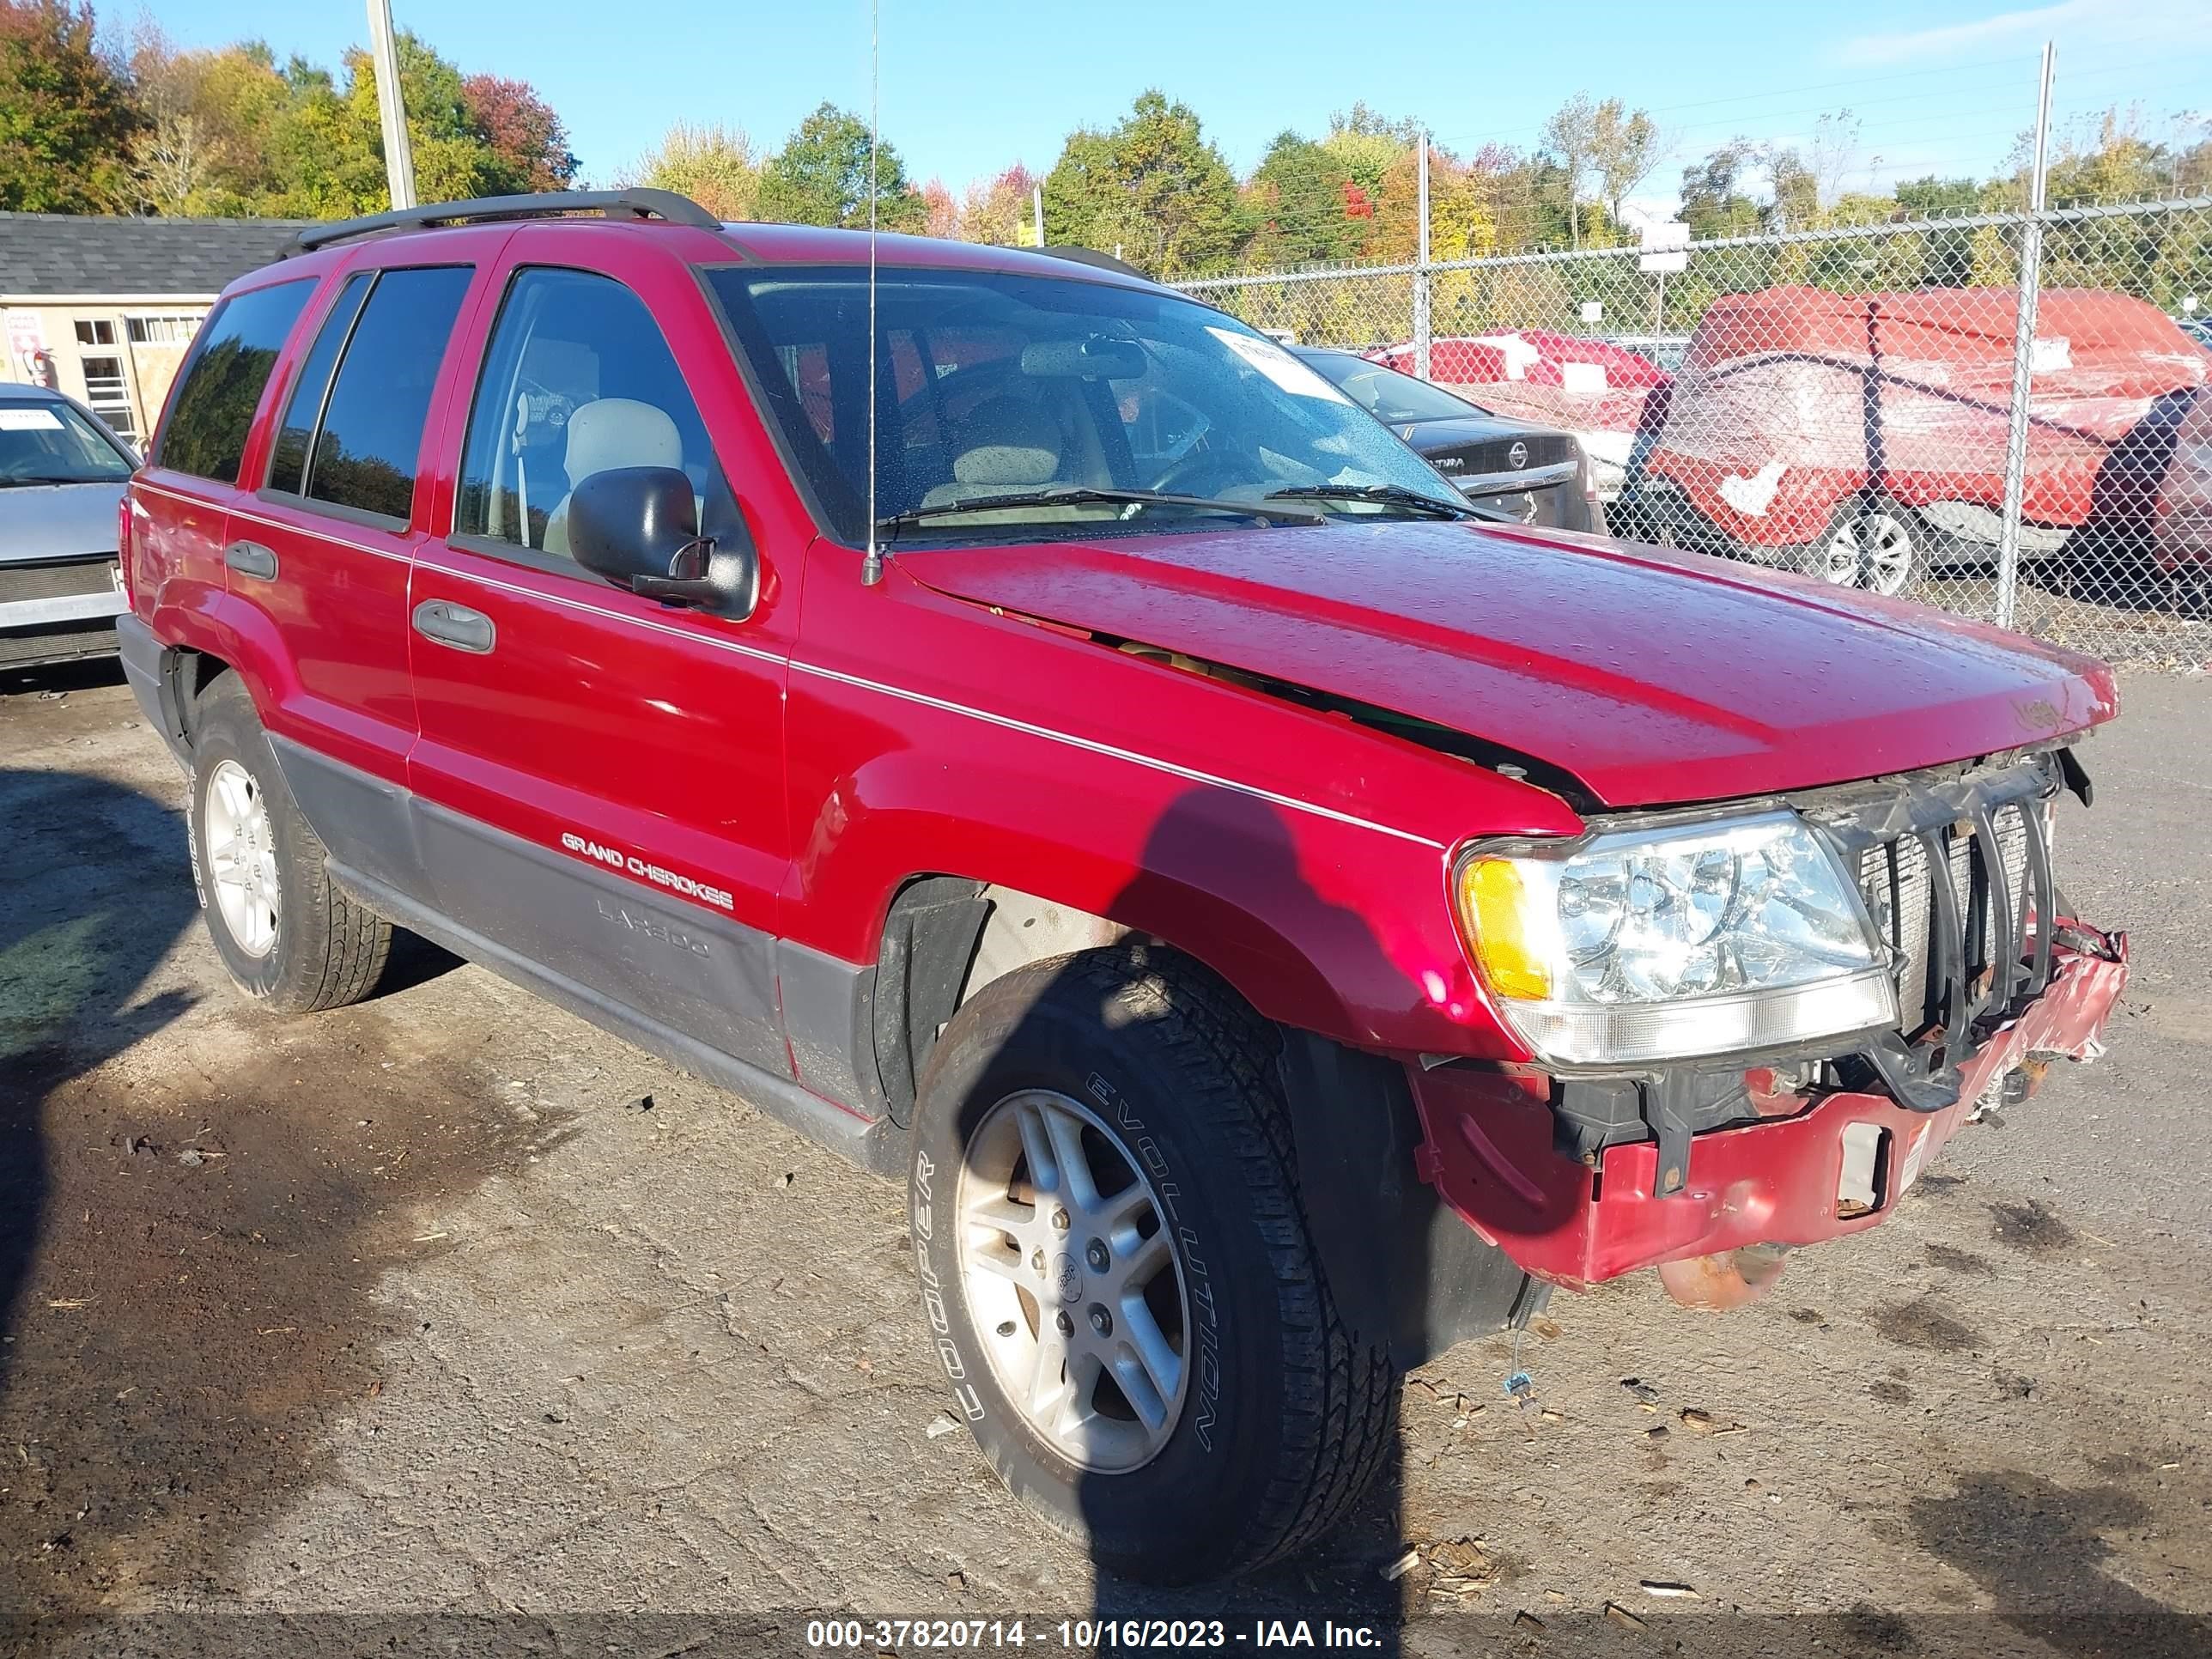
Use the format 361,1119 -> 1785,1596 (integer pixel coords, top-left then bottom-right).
1206,326 -> 1352,404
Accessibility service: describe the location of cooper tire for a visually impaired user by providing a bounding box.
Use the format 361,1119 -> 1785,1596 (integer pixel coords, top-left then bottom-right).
187,674 -> 391,1012
908,944 -> 1397,1584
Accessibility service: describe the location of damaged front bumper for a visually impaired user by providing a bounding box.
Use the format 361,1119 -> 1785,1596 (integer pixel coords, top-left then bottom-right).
1408,750 -> 2130,1304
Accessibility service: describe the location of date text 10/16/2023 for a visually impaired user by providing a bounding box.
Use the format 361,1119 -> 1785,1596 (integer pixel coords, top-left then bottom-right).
805,1619 -> 1385,1649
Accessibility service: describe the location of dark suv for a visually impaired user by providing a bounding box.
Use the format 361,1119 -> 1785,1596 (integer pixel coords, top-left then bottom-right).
119,191 -> 2129,1584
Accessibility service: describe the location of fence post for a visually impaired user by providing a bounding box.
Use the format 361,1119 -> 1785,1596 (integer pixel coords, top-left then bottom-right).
1414,135 -> 1432,380
1996,41 -> 2057,632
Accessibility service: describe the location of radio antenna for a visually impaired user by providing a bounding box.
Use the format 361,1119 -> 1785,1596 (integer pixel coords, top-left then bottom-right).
859,0 -> 885,586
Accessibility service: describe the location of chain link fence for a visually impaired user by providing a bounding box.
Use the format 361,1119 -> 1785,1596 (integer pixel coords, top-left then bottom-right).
1174,197 -> 2212,668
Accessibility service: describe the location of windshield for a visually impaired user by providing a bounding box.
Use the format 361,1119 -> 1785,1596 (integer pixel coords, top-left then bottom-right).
0,398 -> 134,486
704,265 -> 1464,542
1297,352 -> 1487,425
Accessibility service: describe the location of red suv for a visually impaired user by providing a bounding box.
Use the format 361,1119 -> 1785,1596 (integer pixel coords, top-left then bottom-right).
117,191 -> 2130,1584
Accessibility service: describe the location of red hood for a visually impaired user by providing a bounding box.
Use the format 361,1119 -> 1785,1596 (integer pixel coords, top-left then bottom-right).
902,520 -> 2118,808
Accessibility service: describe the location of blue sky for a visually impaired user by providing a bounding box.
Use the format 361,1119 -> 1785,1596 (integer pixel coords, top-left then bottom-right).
142,0 -> 2212,210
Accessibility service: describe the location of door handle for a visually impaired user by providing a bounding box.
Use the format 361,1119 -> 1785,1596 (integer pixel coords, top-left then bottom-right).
224,540 -> 278,581
411,599 -> 495,654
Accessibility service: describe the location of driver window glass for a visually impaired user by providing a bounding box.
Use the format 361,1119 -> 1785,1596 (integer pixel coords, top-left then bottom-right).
455,267 -> 732,562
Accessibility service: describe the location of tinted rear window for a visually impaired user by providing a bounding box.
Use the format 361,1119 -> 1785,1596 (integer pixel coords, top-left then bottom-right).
155,280 -> 315,483
300,265 -> 475,522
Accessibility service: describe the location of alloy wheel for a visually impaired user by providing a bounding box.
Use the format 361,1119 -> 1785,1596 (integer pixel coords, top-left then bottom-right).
954,1087 -> 1189,1473
1820,507 -> 1917,596
204,757 -> 281,958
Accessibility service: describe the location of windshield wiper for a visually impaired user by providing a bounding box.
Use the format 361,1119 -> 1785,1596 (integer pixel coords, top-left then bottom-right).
0,474 -> 110,488
877,485 -> 1323,533
1266,483 -> 1481,520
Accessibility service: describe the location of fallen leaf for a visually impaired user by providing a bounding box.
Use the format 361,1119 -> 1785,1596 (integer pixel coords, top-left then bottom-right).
1513,1611 -> 1545,1632
1603,1602 -> 1648,1631
1529,1316 -> 1562,1340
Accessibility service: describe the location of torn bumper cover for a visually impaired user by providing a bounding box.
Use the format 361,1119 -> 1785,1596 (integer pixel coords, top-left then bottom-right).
1408,750 -> 2129,1294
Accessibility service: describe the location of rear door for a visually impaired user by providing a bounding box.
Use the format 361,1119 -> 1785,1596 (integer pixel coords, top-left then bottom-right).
129,277 -> 319,650
404,231 -> 799,1079
228,256 -> 489,901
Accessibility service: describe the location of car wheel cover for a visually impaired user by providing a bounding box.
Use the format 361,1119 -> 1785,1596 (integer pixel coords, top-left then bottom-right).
954,1087 -> 1190,1474
1822,508 -> 1915,597
204,757 -> 281,958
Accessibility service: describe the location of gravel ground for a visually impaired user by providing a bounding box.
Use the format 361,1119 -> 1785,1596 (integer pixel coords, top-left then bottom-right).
2,660 -> 2207,1659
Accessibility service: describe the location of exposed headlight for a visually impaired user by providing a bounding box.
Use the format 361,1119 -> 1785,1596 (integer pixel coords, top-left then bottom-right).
1455,810 -> 1896,1067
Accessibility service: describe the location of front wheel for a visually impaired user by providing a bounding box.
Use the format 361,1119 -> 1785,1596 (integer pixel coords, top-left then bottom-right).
908,945 -> 1397,1584
1814,495 -> 1921,596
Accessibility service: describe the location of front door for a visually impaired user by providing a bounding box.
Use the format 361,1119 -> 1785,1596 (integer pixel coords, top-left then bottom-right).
228,259 -> 484,901
406,248 -> 797,1078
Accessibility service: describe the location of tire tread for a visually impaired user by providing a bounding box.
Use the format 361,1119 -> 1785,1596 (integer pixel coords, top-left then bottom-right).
1036,944 -> 1399,1577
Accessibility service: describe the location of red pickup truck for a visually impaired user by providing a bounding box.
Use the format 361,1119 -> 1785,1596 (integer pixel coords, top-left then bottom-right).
115,191 -> 2129,1584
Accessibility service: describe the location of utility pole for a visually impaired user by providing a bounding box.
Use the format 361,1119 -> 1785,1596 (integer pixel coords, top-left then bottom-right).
1031,184 -> 1045,249
366,0 -> 417,210
1995,40 -> 2056,631
1413,133 -> 1431,381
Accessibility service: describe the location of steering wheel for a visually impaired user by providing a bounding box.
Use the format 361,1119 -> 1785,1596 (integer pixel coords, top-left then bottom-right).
1149,443 -> 1249,498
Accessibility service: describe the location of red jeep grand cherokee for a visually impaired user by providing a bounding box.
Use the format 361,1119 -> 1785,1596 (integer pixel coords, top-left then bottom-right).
116,190 -> 2129,1583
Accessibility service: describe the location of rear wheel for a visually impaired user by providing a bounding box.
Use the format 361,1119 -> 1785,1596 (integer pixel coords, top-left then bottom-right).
187,674 -> 391,1012
908,945 -> 1397,1583
1814,495 -> 1921,596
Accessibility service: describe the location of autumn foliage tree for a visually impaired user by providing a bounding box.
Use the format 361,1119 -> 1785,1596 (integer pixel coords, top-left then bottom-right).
624,121 -> 759,221
461,73 -> 577,191
0,0 -> 137,210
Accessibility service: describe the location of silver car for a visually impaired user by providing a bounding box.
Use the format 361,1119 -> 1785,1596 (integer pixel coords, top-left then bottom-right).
1,384 -> 138,669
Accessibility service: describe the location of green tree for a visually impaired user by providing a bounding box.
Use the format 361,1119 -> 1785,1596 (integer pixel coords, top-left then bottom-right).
758,102 -> 927,230
623,121 -> 759,220
1243,131 -> 1358,267
0,0 -> 137,211
1679,141 -> 1763,240
1042,90 -> 1247,276
1589,99 -> 1659,237
1540,92 -> 1598,248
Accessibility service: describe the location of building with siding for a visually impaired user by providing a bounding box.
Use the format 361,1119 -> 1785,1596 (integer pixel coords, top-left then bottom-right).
1,213 -> 308,446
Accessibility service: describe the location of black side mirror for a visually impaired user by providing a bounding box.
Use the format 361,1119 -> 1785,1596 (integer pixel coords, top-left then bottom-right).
567,465 -> 756,616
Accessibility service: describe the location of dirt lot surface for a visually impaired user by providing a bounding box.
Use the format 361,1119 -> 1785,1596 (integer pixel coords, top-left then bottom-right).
3,661 -> 2209,1659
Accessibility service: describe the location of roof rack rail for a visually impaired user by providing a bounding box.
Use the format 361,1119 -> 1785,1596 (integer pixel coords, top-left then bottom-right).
283,188 -> 720,258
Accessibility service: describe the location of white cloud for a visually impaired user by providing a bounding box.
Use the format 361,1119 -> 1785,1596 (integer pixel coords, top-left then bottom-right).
1838,0 -> 2151,67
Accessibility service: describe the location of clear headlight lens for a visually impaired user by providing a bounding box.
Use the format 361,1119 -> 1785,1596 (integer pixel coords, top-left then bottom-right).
1455,810 -> 1897,1066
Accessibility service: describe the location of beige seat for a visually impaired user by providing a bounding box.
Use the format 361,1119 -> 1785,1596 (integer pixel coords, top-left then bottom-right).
919,394 -> 1066,511
542,398 -> 684,556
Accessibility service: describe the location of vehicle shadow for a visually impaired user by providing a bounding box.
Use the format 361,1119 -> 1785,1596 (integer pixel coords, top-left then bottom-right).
1036,785 -> 1493,1651
1909,1469 -> 2212,1658
0,763 -> 198,1646
0,742 -> 568,1650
